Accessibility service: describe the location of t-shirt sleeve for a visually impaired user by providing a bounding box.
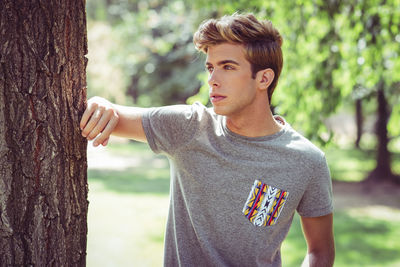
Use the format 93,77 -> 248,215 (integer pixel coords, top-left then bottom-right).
296,155 -> 334,217
141,102 -> 204,155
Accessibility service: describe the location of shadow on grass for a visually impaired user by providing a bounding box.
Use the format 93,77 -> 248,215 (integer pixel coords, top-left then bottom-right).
283,211 -> 400,267
88,167 -> 170,195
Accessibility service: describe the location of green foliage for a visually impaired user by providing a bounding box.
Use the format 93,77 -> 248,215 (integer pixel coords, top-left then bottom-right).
186,72 -> 210,105
389,101 -> 400,137
86,0 -> 213,106
86,20 -> 132,104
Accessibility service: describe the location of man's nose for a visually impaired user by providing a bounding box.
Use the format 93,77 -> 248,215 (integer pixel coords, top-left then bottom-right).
208,70 -> 220,88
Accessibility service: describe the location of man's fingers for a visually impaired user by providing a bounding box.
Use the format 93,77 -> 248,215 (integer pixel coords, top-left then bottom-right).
92,116 -> 119,147
80,101 -> 98,131
86,109 -> 113,140
81,107 -> 104,138
102,138 -> 109,146
80,97 -> 119,147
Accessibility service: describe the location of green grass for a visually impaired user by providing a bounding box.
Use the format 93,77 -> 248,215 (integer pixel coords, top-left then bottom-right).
282,209 -> 400,267
87,180 -> 168,266
325,147 -> 376,182
333,207 -> 400,267
87,141 -> 400,267
88,168 -> 170,194
325,146 -> 400,182
106,141 -> 153,156
87,141 -> 170,266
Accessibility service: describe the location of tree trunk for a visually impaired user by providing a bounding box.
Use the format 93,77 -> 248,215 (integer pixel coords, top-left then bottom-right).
375,88 -> 391,175
0,0 -> 88,266
128,75 -> 139,104
355,98 -> 363,149
367,84 -> 398,183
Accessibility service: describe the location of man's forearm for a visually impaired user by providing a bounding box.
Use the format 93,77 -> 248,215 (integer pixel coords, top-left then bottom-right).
300,214 -> 335,267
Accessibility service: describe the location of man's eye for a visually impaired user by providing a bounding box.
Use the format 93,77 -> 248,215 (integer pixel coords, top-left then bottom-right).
224,65 -> 234,70
206,66 -> 214,73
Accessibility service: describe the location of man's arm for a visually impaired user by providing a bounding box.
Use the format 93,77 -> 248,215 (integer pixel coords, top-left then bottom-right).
300,213 -> 335,267
80,96 -> 148,146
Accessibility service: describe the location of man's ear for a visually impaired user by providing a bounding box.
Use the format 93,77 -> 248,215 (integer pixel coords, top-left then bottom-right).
256,68 -> 275,91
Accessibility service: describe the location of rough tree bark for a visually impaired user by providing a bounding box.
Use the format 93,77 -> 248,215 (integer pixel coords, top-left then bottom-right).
0,0 -> 88,266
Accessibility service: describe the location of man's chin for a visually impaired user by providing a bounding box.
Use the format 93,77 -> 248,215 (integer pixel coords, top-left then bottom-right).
212,106 -> 228,116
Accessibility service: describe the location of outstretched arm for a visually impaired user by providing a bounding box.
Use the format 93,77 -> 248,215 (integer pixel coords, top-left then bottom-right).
300,213 -> 335,267
80,96 -> 148,146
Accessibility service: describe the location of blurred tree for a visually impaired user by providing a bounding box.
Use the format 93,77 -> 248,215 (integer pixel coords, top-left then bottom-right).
337,0 -> 400,182
87,0 -> 211,106
0,0 -> 88,265
355,98 -> 363,148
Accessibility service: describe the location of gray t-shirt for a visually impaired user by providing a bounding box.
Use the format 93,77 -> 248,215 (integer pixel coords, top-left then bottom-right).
142,102 -> 333,267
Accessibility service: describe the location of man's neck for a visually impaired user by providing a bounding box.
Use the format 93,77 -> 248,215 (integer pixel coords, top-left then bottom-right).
225,107 -> 283,138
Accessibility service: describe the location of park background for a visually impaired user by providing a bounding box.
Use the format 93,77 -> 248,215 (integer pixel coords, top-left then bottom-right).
84,0 -> 400,266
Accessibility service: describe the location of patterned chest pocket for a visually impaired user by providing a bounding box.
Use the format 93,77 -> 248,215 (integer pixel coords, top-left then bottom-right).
242,180 -> 289,227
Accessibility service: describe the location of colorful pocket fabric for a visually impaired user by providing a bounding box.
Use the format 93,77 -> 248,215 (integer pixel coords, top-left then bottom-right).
242,180 -> 289,227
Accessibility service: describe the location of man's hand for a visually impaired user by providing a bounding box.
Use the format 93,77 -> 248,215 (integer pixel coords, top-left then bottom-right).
80,96 -> 119,147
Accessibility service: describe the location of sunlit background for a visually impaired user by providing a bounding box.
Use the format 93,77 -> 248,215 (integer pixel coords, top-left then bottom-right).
84,0 -> 400,266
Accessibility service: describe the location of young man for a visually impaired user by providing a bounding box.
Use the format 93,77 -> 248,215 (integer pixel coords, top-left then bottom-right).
80,13 -> 335,267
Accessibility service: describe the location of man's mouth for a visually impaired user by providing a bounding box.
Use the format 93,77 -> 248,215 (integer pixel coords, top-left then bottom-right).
210,94 -> 226,103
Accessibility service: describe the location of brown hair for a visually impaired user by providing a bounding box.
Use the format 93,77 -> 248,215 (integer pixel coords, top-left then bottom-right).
193,13 -> 283,103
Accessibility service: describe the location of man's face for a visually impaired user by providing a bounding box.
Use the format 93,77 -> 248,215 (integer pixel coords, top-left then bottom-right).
206,43 -> 258,118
